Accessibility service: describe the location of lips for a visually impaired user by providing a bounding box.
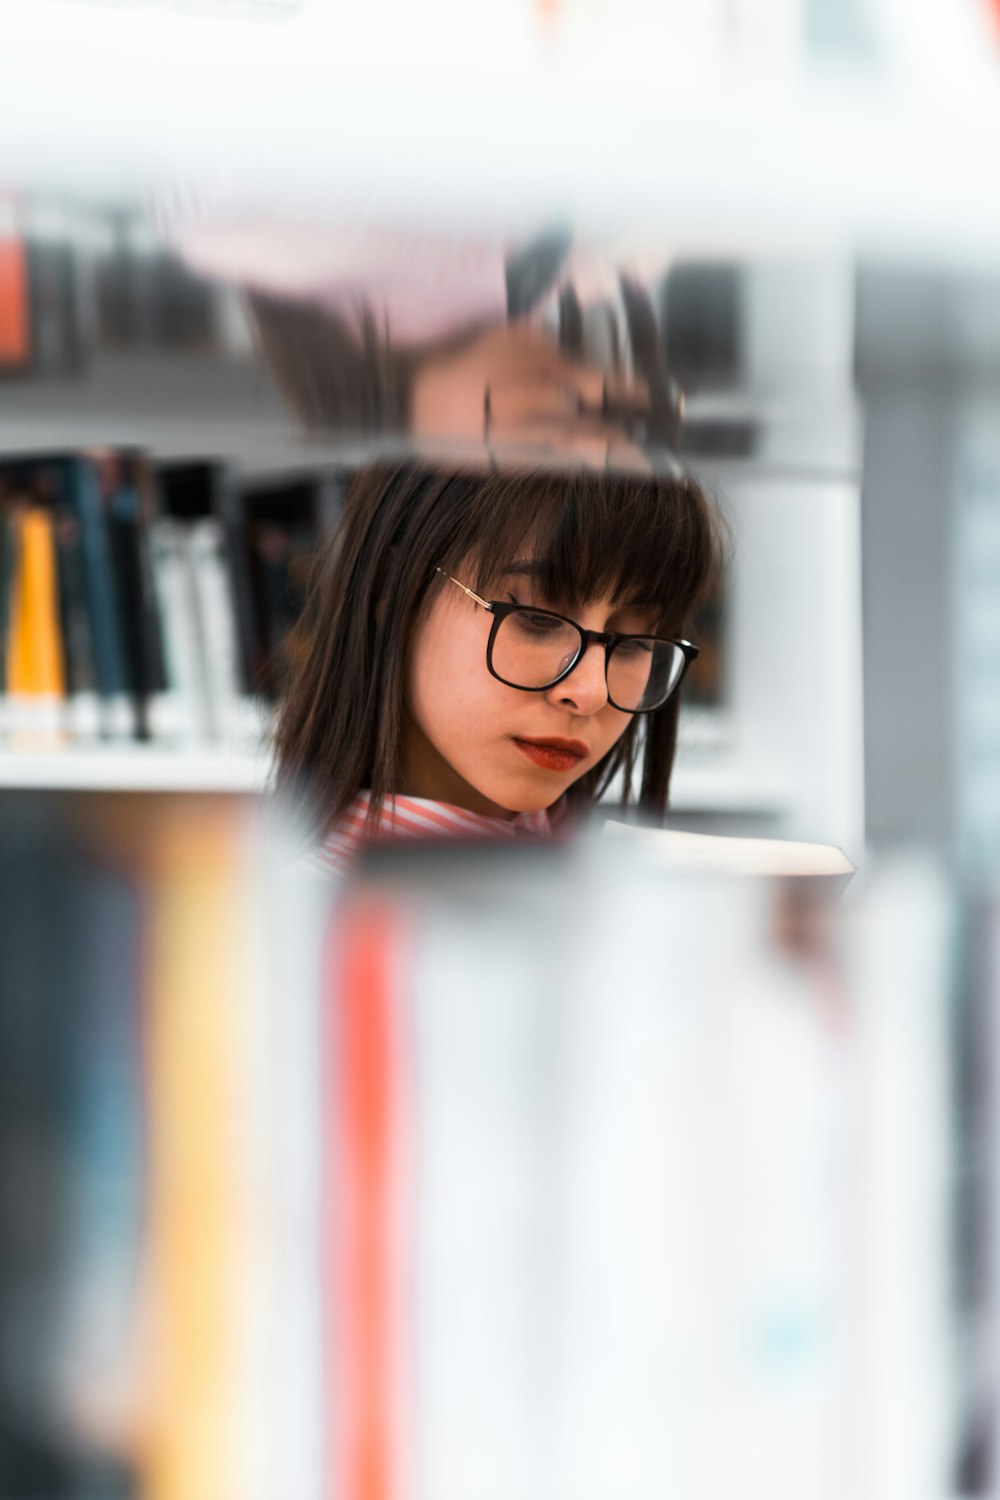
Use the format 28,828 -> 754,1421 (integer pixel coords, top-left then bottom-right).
512,736 -> 588,772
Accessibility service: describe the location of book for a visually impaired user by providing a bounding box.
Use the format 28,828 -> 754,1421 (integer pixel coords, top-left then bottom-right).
64,454 -> 135,741
146,517 -> 210,744
0,504 -> 14,739
5,503 -> 67,745
0,215 -> 29,368
0,810 -> 77,1489
602,821 -> 855,885
51,476 -> 101,741
154,461 -> 260,745
102,452 -> 168,742
187,516 -> 260,747
242,480 -> 319,701
327,894 -> 409,1500
217,466 -> 263,700
137,800 -> 245,1500
26,235 -> 83,377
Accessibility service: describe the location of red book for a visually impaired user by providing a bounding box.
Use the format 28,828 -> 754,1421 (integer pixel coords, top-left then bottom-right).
327,898 -> 410,1500
0,229 -> 28,367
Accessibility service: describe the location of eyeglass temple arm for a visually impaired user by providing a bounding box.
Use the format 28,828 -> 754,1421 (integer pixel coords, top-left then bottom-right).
435,568 -> 493,612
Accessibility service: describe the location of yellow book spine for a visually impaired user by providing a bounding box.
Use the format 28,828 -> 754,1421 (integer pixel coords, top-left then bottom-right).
137,802 -> 244,1500
6,507 -> 65,697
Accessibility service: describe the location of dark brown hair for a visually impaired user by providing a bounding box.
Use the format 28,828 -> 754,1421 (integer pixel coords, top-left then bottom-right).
274,460 -> 720,836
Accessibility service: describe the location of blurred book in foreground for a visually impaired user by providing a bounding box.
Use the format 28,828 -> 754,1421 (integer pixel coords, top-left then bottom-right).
604,821 -> 855,886
0,794 -> 954,1500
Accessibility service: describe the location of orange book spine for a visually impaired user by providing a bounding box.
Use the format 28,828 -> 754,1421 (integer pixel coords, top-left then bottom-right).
0,233 -> 28,366
6,507 -> 66,696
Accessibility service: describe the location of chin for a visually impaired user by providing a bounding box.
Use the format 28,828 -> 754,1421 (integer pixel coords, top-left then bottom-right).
485,779 -> 570,816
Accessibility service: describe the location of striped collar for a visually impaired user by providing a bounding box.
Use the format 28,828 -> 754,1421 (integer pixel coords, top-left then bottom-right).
314,792 -> 554,878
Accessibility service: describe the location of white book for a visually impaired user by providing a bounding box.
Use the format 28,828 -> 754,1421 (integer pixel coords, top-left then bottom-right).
98,692 -> 138,744
603,821 -> 855,885
188,518 -> 258,749
147,519 -> 211,745
64,689 -> 102,743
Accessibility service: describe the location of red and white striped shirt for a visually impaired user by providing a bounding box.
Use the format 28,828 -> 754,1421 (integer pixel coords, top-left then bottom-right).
311,791 -> 555,879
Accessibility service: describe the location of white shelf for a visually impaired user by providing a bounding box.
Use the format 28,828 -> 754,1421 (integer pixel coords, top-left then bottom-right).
0,747 -> 271,793
0,745 -> 783,813
3,1 -> 1000,263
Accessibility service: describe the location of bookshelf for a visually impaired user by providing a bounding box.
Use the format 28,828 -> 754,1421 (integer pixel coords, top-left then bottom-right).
0,744 -> 793,814
0,355 -> 863,846
0,746 -> 269,792
0,448 -> 860,847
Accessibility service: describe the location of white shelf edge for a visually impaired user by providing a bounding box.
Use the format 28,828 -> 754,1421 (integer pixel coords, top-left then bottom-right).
0,747 -> 272,792
0,746 -> 784,811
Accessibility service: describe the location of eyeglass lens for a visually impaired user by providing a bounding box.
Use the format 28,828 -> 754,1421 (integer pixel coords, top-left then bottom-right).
491,610 -> 686,711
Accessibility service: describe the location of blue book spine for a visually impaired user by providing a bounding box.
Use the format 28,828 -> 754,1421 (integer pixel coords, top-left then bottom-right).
65,456 -> 127,700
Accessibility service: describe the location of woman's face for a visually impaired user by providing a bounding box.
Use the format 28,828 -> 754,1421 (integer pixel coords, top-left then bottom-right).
401,562 -> 654,818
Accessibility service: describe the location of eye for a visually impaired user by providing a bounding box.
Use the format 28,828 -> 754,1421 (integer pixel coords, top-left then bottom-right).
510,608 -> 568,637
613,637 -> 656,659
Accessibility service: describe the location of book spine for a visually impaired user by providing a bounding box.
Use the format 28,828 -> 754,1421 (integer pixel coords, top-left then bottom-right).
5,505 -> 67,748
327,898 -> 410,1500
68,456 -> 135,742
53,476 -> 101,742
217,471 -> 261,700
245,505 -> 317,703
132,460 -> 172,743
246,520 -> 291,701
0,205 -> 29,369
62,860 -> 145,1437
146,518 -> 209,744
0,826 -> 78,1463
139,805 -> 243,1500
0,505 -> 14,743
188,517 -> 255,747
106,465 -> 170,743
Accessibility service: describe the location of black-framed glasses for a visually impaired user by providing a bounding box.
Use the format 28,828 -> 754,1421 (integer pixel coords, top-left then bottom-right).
436,570 -> 699,714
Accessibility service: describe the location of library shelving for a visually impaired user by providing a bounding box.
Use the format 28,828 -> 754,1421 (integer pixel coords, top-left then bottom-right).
0,379 -> 863,846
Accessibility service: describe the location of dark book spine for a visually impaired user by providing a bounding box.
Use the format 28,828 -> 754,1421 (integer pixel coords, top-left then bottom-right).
106,464 -> 167,742
65,456 -> 131,736
245,496 -> 319,702
27,239 -> 84,377
52,476 -> 98,706
247,521 -> 294,701
217,471 -> 261,698
134,463 -> 168,697
0,814 -> 142,1496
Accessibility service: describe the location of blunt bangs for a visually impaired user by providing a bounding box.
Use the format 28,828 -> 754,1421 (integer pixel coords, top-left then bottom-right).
439,469 -> 715,636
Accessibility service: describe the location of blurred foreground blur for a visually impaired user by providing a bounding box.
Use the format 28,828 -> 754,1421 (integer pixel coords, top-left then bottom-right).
5,3 -> 1000,1496
0,791 -> 969,1500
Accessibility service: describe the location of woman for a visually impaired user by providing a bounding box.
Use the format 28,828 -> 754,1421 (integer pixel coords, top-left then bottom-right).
275,459 -> 718,873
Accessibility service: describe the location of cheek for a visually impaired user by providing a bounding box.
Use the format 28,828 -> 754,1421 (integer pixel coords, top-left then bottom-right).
590,709 -> 632,765
407,602 -> 494,737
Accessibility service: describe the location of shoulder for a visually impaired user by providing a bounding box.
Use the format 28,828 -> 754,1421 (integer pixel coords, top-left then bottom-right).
314,792 -> 559,875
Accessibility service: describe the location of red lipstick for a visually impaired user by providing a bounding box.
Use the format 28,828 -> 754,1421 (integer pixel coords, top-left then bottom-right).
512,737 -> 588,772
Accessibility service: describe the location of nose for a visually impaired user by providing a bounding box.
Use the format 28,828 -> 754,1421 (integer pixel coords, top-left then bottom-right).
546,641 -> 609,715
